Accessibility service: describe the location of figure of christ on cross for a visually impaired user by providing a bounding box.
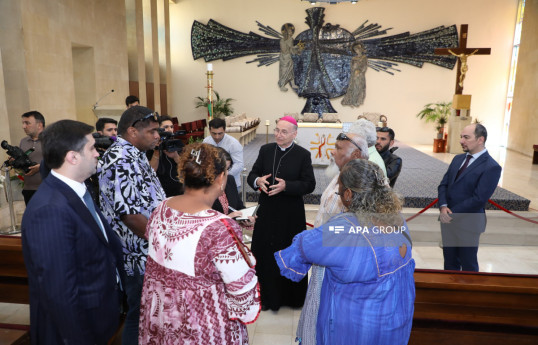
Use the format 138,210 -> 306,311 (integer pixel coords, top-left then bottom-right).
435,24 -> 491,95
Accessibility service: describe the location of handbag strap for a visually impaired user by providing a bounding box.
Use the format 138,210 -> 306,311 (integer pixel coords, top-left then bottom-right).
220,218 -> 253,268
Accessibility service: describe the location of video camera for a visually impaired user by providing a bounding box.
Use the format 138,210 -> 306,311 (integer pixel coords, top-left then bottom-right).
92,133 -> 116,152
1,140 -> 37,173
157,128 -> 186,153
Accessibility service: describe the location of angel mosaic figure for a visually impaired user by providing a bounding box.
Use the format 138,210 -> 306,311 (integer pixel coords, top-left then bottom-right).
341,42 -> 368,107
279,23 -> 304,92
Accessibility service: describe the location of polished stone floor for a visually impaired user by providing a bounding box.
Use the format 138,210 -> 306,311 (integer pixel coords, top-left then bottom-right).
1,144 -> 537,344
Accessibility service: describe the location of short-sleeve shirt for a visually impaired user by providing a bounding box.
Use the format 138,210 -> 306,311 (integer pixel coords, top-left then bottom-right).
19,136 -> 43,190
98,137 -> 166,276
203,134 -> 244,188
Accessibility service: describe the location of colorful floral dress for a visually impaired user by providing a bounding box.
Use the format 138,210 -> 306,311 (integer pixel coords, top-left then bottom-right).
139,201 -> 260,344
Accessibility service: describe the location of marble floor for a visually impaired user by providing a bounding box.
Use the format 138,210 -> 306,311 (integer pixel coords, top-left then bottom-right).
1,144 -> 537,344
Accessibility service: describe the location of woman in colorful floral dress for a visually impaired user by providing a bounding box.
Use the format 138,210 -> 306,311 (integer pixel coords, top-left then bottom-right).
139,143 -> 260,344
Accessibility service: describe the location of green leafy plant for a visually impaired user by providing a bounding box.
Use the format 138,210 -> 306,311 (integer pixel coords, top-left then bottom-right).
195,91 -> 234,117
187,136 -> 204,145
416,102 -> 451,137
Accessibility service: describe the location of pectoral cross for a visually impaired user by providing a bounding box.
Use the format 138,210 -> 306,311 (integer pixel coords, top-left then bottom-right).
435,25 -> 491,95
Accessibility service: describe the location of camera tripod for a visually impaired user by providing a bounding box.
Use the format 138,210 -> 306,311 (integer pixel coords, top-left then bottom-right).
1,163 -> 21,234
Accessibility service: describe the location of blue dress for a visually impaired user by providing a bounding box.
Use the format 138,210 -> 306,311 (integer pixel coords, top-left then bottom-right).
275,212 -> 415,345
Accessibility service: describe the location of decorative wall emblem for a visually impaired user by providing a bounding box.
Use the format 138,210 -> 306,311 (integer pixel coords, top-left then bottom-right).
192,7 -> 458,115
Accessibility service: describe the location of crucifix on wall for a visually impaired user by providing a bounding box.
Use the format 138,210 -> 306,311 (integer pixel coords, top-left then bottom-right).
434,24 -> 491,153
435,24 -> 491,95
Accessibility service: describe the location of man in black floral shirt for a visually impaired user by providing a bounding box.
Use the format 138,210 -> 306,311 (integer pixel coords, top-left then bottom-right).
98,106 -> 166,344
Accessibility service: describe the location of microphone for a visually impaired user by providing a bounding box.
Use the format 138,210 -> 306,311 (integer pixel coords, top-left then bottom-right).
93,89 -> 115,109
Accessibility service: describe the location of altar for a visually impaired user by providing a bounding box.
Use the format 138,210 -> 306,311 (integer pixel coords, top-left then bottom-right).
296,122 -> 348,166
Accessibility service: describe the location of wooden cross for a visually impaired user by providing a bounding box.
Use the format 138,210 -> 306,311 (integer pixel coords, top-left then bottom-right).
435,24 -> 491,95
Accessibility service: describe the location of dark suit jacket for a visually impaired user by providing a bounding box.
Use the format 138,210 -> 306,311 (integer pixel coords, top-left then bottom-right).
380,148 -> 402,188
21,174 -> 123,345
438,151 -> 501,233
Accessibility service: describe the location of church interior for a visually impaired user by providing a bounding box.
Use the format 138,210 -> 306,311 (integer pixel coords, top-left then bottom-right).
1,0 -> 537,344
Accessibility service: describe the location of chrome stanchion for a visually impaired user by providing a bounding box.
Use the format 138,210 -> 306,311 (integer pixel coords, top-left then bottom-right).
1,164 -> 21,234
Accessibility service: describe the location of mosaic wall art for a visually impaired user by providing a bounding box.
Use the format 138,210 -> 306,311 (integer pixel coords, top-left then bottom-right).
192,7 -> 459,115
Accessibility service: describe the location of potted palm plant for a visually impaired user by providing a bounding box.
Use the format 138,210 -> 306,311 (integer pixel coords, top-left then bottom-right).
195,91 -> 234,118
416,102 -> 451,139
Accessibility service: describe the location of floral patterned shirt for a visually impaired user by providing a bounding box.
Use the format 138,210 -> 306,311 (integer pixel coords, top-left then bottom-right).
98,137 -> 166,276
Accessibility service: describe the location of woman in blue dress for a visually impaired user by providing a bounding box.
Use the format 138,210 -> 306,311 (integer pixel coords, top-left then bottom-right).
275,159 -> 415,345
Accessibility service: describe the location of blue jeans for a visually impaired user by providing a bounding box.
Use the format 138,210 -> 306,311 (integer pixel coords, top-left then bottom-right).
122,270 -> 144,345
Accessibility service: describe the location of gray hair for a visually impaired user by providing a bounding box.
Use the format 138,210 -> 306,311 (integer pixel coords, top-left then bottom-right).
339,159 -> 402,221
347,119 -> 377,147
347,135 -> 369,160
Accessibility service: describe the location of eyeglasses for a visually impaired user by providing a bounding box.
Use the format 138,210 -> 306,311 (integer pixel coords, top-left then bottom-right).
131,112 -> 159,127
274,128 -> 294,136
336,132 -> 362,152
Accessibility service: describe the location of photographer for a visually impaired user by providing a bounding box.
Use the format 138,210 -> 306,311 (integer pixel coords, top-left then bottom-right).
20,111 -> 45,205
96,117 -> 118,137
147,115 -> 184,197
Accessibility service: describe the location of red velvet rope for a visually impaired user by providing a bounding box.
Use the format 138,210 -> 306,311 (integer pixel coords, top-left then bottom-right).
405,198 -> 440,222
304,198 -> 538,227
488,199 -> 538,225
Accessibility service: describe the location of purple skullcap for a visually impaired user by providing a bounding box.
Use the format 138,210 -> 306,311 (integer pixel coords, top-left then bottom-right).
279,116 -> 297,126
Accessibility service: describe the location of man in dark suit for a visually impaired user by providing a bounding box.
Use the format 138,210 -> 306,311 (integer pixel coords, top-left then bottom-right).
438,123 -> 501,272
22,120 -> 123,344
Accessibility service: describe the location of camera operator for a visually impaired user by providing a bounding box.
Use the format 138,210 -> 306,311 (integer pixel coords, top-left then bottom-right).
147,115 -> 184,197
20,111 -> 45,205
88,120 -> 118,205
96,117 -> 118,138
93,118 -> 117,158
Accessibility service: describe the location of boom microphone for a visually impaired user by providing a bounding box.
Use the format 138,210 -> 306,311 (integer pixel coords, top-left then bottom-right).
93,89 -> 115,109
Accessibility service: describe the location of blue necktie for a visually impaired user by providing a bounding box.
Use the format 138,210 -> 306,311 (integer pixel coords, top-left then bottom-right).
83,189 -> 122,289
83,190 -> 108,242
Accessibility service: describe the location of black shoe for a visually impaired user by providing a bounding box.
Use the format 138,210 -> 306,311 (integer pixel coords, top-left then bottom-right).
261,305 -> 270,311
